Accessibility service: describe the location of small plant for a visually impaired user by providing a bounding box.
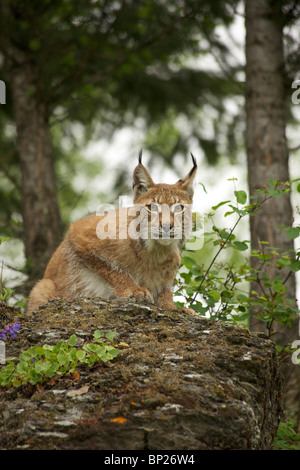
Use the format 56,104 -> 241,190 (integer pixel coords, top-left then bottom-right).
0,329 -> 120,388
273,419 -> 300,450
0,287 -> 15,309
175,178 -> 300,331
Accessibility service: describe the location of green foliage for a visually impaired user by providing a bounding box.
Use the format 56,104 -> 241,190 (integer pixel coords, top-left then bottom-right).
0,287 -> 14,308
0,330 -> 120,388
0,0 -> 241,243
273,419 -> 300,450
176,179 -> 300,331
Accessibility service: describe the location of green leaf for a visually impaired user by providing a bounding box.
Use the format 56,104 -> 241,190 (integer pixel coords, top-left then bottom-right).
221,290 -> 233,301
234,190 -> 247,205
198,182 -> 207,193
35,346 -> 45,355
69,348 -> 77,360
277,258 -> 291,267
273,283 -> 287,294
236,294 -> 249,303
193,303 -> 209,315
76,350 -> 86,362
57,353 -> 69,365
28,369 -> 42,385
220,230 -> 231,240
12,379 -> 22,387
106,331 -> 117,342
16,362 -> 28,374
83,343 -> 99,353
224,210 -> 235,217
233,241 -> 248,251
290,260 -> 300,272
93,330 -> 105,340
19,351 -> 32,362
268,178 -> 277,187
68,334 -> 77,347
105,347 -> 120,359
228,205 -> 247,216
180,272 -> 192,284
267,189 -> 281,197
181,256 -> 194,270
286,227 -> 300,239
208,290 -> 221,302
211,200 -> 230,210
236,312 -> 249,321
34,360 -> 46,373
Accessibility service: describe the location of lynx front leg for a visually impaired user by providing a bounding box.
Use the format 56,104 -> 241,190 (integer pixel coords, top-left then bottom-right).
157,288 -> 178,310
81,253 -> 154,304
104,269 -> 154,303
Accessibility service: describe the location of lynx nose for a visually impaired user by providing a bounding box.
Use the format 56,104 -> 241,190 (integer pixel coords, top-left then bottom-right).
162,223 -> 172,233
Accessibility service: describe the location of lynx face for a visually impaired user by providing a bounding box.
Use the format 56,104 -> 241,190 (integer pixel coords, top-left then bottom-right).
132,153 -> 197,247
136,198 -> 193,246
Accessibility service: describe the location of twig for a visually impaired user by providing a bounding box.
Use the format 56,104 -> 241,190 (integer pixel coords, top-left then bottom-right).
191,213 -> 243,303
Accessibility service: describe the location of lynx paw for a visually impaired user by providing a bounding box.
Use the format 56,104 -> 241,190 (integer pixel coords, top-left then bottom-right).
123,287 -> 154,304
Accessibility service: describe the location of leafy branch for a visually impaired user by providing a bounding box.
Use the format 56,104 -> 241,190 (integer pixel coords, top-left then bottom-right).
176,179 -> 300,331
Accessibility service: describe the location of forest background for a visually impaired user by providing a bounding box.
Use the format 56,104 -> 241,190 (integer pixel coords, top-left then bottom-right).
0,0 -> 300,447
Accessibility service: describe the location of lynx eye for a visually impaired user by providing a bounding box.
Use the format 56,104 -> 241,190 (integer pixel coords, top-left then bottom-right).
173,204 -> 185,214
146,203 -> 160,213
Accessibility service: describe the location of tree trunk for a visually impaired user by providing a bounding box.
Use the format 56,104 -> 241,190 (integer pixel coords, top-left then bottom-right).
245,0 -> 300,429
2,5 -> 63,285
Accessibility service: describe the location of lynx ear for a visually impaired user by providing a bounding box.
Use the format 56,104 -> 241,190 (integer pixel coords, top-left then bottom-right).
132,150 -> 155,202
175,153 -> 197,199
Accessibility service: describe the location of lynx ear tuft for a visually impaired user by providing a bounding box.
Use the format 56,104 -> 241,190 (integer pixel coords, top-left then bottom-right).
138,149 -> 143,164
175,153 -> 197,199
133,152 -> 155,202
190,152 -> 197,170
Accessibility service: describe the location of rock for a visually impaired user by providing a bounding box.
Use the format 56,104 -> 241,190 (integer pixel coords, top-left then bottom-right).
0,298 -> 283,450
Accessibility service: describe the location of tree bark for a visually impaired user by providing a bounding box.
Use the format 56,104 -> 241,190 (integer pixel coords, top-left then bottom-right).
245,0 -> 300,429
1,5 -> 63,284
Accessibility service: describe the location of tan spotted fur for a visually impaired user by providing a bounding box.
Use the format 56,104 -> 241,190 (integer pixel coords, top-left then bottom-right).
27,154 -> 197,315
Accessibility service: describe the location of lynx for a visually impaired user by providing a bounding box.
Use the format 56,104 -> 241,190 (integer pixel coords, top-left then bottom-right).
27,152 -> 197,315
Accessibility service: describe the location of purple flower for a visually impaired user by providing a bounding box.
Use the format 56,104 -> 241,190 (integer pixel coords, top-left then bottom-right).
0,320 -> 21,341
9,320 -> 21,339
0,330 -> 7,341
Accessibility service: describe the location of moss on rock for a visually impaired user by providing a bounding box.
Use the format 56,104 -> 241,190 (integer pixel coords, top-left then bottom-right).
0,298 -> 283,450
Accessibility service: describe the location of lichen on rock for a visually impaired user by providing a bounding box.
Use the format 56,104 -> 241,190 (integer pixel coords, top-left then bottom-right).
0,297 -> 283,450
